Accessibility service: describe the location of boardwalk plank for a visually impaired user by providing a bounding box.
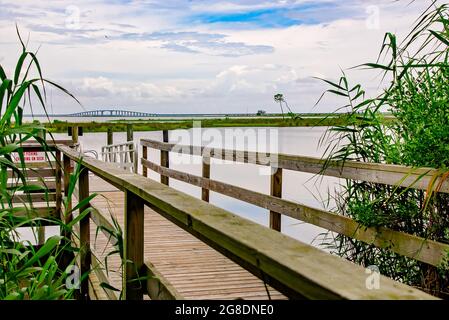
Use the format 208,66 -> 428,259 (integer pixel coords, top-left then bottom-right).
88,190 -> 285,300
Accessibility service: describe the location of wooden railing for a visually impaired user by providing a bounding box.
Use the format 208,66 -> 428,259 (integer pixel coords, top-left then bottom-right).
101,141 -> 138,173
140,136 -> 449,268
57,144 -> 436,300
8,140 -> 72,244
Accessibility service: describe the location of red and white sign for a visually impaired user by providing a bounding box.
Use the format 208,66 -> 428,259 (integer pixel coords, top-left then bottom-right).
13,151 -> 46,163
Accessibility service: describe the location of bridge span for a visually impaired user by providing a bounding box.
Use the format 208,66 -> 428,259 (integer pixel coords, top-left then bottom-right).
67,110 -> 156,117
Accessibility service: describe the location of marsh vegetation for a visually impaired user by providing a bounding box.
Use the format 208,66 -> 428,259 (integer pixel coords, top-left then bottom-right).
319,1 -> 449,297
0,28 -> 97,299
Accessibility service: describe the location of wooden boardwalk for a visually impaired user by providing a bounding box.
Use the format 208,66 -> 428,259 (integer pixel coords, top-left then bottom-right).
87,177 -> 285,300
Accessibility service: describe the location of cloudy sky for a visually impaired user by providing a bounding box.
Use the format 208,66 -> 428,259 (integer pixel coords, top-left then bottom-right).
0,0 -> 438,114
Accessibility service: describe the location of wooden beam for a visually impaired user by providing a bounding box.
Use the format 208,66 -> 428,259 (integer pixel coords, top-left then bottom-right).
107,128 -> 113,146
7,180 -> 57,190
78,165 -> 91,300
19,140 -> 73,149
126,124 -> 133,142
141,158 -> 449,267
60,154 -> 74,271
124,190 -> 144,300
142,146 -> 148,178
71,231 -> 118,300
89,206 -> 117,245
270,168 -> 282,232
12,207 -> 58,219
160,130 -> 169,185
57,146 -> 436,299
55,150 -> 62,219
91,253 -> 119,300
7,169 -> 56,178
145,261 -> 184,300
202,156 -> 210,202
127,124 -> 134,166
21,161 -> 57,169
63,154 -> 72,221
140,139 -> 449,194
72,125 -> 79,145
11,193 -> 56,203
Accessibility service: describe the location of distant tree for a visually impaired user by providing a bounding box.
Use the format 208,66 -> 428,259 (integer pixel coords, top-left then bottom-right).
274,94 -> 285,118
274,93 -> 294,119
257,110 -> 266,116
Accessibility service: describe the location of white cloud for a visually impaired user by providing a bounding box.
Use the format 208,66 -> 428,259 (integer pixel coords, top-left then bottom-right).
206,64 -> 301,95
0,0 -> 443,114
75,76 -> 185,102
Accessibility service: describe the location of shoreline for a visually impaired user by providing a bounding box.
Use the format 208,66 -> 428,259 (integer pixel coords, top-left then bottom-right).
36,115 -> 395,133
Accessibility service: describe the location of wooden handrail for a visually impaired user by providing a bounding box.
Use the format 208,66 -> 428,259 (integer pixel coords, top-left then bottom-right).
58,144 -> 436,300
140,139 -> 449,193
141,158 -> 449,267
140,138 -> 449,267
19,139 -> 74,149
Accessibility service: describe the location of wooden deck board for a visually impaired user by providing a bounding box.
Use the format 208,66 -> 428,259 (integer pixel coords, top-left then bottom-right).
88,189 -> 285,300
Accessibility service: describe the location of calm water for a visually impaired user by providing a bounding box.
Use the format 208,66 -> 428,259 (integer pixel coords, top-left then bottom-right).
50,126 -> 341,248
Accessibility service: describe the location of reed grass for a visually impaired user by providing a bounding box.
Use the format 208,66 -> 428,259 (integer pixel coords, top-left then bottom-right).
0,28 -> 101,300
317,1 -> 449,297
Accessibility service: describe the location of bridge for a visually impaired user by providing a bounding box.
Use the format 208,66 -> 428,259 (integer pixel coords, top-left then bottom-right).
67,110 -> 156,117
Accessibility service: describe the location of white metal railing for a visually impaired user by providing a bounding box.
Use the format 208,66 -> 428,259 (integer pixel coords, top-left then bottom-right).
83,150 -> 99,159
101,141 -> 138,173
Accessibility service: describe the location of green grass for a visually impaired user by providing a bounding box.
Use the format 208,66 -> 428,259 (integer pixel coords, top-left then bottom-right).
37,114 -> 396,133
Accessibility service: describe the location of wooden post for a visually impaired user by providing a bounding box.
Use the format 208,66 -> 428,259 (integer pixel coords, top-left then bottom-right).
270,168 -> 282,232
127,124 -> 135,165
202,156 -> 210,202
124,190 -> 144,300
60,154 -> 73,271
63,154 -> 72,221
37,227 -> 45,245
72,125 -> 79,145
160,130 -> 169,185
107,127 -> 113,146
55,150 -> 62,220
126,124 -> 133,142
37,130 -> 46,245
78,166 -> 91,300
142,146 -> 148,178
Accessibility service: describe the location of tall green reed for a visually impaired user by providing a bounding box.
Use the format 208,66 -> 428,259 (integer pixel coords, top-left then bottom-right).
0,27 -> 101,300
317,1 -> 449,296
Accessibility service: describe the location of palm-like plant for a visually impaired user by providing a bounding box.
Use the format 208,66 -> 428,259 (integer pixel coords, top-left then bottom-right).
273,93 -> 285,118
274,93 -> 294,119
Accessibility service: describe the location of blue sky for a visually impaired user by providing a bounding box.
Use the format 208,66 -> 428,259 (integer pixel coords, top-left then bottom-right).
187,2 -> 358,28
0,0 -> 437,114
